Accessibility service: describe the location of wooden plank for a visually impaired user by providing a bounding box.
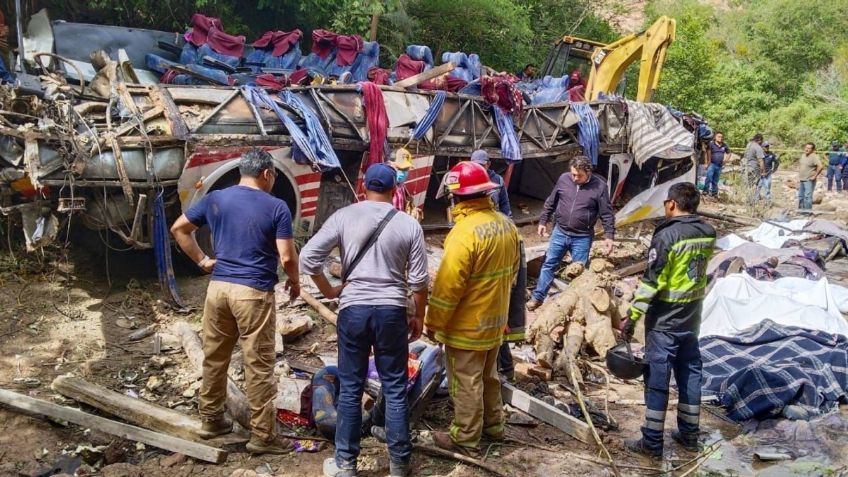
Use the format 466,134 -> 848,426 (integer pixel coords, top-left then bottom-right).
299,290 -> 338,325
501,382 -> 591,444
153,85 -> 190,139
52,375 -> 209,443
615,261 -> 647,277
109,136 -> 135,207
0,388 -> 227,464
393,62 -> 455,89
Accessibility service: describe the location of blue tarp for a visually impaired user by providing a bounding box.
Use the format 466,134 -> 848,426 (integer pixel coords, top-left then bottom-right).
243,87 -> 340,170
410,91 -> 446,141
279,90 -> 340,169
531,76 -> 570,105
571,102 -> 599,165
492,106 -> 521,162
700,319 -> 848,421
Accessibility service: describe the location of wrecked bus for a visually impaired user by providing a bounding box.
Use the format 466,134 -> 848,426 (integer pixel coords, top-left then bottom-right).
0,14 -> 703,302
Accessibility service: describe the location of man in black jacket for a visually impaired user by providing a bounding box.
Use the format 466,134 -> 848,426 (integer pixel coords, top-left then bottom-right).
527,156 -> 615,310
620,182 -> 715,458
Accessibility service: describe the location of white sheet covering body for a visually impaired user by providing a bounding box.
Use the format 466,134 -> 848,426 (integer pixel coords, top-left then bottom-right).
701,273 -> 848,338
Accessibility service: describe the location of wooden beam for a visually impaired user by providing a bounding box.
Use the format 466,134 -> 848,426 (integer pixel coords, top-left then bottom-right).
299,290 -> 338,325
0,388 -> 227,464
172,322 -> 252,430
393,62 -> 455,89
501,382 -> 591,444
615,261 -> 647,278
51,375 -> 236,444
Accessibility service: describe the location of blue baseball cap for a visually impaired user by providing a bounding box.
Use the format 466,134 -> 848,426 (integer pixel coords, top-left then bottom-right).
470,149 -> 490,164
364,163 -> 397,192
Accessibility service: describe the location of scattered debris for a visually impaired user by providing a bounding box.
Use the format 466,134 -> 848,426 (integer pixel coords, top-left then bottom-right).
0,388 -> 227,463
278,314 -> 314,342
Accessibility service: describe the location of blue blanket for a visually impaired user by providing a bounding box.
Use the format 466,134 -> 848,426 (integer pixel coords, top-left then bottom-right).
700,319 -> 848,421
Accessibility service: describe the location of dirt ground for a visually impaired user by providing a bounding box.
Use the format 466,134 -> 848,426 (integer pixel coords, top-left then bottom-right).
1,165 -> 847,476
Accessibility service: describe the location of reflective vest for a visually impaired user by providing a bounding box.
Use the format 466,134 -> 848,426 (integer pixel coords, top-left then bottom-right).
628,214 -> 716,332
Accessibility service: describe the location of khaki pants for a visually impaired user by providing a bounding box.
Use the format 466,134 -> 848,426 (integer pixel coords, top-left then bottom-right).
199,280 -> 276,441
445,345 -> 504,448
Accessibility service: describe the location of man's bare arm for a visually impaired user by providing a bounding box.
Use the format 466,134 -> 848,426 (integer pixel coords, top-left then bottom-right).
171,215 -> 215,273
276,238 -> 301,302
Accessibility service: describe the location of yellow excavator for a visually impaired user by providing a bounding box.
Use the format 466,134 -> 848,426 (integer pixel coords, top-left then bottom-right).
540,16 -> 676,102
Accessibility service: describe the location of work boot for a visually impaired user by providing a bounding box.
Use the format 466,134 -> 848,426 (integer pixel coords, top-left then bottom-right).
246,436 -> 293,455
432,431 -> 481,458
526,298 -> 542,311
624,438 -> 662,459
198,416 -> 232,439
389,460 -> 411,477
323,457 -> 357,477
671,431 -> 700,452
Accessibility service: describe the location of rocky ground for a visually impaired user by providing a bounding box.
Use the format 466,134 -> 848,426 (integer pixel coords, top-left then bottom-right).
0,165 -> 847,477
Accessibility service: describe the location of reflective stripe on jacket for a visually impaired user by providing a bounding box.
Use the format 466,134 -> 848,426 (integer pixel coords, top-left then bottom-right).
629,214 -> 716,332
426,197 -> 520,350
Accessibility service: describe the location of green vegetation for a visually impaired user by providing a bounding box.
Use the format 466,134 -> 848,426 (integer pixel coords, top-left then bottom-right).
648,0 -> 848,151
37,0 -> 848,149
40,0 -> 615,73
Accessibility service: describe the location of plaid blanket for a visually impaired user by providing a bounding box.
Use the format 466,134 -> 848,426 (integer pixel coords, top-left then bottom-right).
700,319 -> 848,421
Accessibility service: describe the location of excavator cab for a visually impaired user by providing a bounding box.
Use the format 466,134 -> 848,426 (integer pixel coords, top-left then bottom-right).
540,16 -> 676,103
540,35 -> 603,81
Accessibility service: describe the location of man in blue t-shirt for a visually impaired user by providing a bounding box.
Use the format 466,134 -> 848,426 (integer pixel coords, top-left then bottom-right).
704,132 -> 730,197
170,148 -> 300,455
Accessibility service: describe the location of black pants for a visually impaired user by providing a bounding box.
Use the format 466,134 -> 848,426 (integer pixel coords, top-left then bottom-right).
499,241 -> 526,375
497,342 -> 514,375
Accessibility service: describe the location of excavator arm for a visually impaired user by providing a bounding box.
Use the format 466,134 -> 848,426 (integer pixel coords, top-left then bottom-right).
585,16 -> 676,102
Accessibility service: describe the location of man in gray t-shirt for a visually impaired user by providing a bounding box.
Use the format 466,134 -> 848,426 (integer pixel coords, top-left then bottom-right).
300,163 -> 428,477
743,133 -> 766,188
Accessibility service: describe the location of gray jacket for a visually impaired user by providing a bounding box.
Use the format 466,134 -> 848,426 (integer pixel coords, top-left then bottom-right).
539,173 -> 615,239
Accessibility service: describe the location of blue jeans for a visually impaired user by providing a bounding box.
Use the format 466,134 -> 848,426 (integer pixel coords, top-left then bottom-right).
642,330 -> 702,452
335,305 -> 411,469
798,180 -> 816,210
704,163 -> 721,196
758,174 -> 772,201
531,226 -> 592,302
827,165 -> 843,191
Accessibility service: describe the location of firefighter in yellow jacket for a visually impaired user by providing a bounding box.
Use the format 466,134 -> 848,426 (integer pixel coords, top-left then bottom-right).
426,161 -> 520,457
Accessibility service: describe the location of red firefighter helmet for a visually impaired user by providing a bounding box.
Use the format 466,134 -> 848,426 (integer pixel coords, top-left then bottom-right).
444,161 -> 500,196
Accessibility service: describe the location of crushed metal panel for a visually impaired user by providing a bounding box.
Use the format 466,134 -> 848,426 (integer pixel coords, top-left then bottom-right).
51,21 -> 179,82
382,90 -> 432,140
